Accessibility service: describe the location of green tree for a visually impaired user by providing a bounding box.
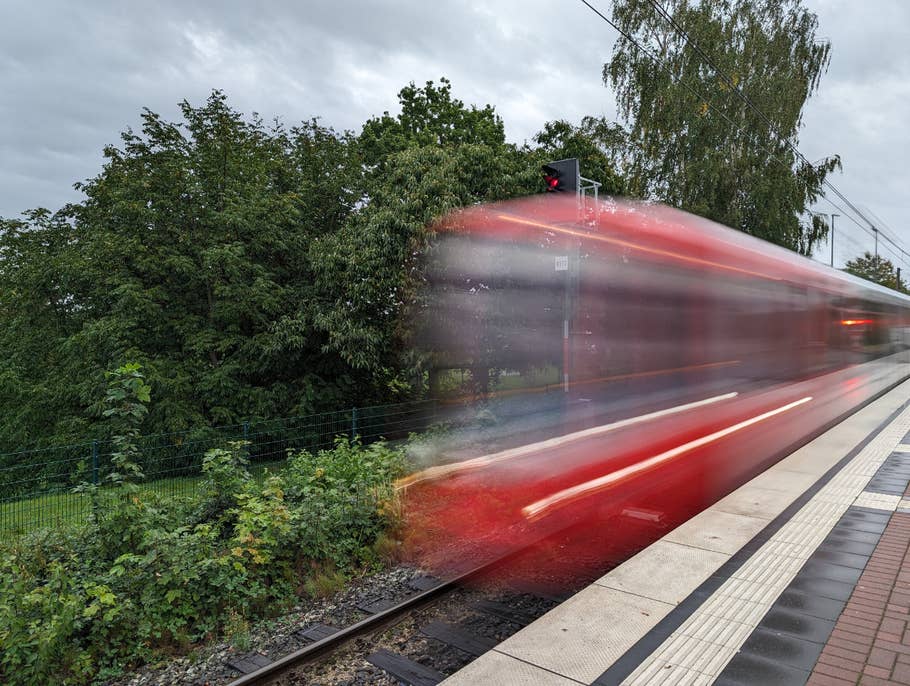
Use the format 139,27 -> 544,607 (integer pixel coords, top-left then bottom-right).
531,116 -> 627,196
68,93 -> 352,426
358,77 -> 507,167
301,81 -> 630,397
0,209 -> 90,449
276,80 -> 544,393
0,81 -> 627,451
0,92 -> 370,448
844,252 -> 906,292
101,363 -> 150,486
605,0 -> 839,254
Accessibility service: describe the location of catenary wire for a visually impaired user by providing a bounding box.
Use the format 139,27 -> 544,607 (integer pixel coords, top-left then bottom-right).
579,0 -> 905,261
640,0 -> 909,258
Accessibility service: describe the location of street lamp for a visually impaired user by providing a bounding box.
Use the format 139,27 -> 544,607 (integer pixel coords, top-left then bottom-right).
830,214 -> 839,268
811,212 -> 838,268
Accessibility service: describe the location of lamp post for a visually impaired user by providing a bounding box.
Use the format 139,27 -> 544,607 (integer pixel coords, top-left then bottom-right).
830,214 -> 839,268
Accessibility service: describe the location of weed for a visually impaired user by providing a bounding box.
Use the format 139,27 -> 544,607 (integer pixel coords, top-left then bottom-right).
223,610 -> 253,653
0,427 -> 407,685
302,564 -> 348,598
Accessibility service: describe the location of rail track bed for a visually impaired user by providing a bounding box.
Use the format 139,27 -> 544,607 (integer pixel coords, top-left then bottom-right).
223,541 -> 610,686
231,582 -> 565,685
112,523 -> 616,686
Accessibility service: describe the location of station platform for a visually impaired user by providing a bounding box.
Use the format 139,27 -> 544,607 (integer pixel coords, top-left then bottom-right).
440,378 -> 910,685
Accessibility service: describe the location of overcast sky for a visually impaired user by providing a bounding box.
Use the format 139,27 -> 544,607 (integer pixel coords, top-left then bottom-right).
2,0 -> 908,268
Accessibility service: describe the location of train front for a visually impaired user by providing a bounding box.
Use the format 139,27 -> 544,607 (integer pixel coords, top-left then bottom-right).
397,196 -> 910,589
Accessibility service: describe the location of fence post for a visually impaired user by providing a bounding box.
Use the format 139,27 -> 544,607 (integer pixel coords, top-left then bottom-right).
242,421 -> 250,442
351,407 -> 359,441
91,439 -> 99,486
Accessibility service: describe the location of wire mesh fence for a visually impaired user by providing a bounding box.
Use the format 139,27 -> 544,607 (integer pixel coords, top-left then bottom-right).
0,399 -> 435,538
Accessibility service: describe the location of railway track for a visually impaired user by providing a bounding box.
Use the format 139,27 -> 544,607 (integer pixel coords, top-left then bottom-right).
228,582 -> 564,685
226,570 -> 460,685
223,539 -> 600,686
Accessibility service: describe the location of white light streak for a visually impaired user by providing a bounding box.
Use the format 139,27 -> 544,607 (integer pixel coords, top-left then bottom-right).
522,396 -> 813,520
396,392 -> 739,490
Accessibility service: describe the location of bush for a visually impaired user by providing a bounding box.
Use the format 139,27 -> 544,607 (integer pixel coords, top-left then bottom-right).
283,437 -> 405,569
0,546 -> 94,684
193,440 -> 252,526
0,437 -> 406,685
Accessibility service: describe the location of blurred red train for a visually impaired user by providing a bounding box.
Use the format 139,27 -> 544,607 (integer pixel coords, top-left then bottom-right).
399,197 -> 910,584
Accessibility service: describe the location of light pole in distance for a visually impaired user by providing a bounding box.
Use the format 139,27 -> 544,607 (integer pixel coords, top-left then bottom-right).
829,214 -> 839,267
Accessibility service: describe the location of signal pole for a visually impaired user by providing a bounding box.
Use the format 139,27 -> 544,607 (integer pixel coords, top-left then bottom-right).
830,214 -> 839,267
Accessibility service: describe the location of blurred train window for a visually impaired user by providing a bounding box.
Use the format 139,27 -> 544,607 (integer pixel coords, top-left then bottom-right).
421,235 -> 565,400
420,218 -> 910,409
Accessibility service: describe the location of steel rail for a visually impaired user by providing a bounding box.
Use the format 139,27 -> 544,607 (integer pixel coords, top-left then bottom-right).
226,574 -> 459,686
224,532 -> 559,686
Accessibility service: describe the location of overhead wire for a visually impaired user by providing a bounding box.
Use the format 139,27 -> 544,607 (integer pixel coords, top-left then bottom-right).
640,0 -> 909,260
579,0 -> 907,262
641,3 -> 876,226
862,207 -> 910,264
578,0 -> 825,217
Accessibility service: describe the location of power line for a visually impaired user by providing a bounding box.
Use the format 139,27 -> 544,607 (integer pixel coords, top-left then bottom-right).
578,0 -> 743,136
579,0 -> 906,260
578,0 -> 817,213
639,0 -> 908,257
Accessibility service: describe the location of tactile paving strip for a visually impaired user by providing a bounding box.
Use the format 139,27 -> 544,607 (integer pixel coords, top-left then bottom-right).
597,407 -> 910,685
863,448 -> 910,497
714,505 -> 890,685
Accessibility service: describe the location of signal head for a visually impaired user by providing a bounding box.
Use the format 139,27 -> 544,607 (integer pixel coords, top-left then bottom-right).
541,158 -> 579,193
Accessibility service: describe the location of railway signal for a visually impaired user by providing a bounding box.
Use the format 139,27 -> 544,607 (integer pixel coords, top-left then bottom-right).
542,158 -> 579,194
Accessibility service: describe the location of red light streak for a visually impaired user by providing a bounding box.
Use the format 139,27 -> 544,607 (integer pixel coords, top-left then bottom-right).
494,214 -> 781,281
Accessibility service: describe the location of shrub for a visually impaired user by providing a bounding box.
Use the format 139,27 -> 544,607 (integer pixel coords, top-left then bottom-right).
282,438 -> 405,570
0,549 -> 94,684
0,436 -> 407,685
194,440 -> 251,526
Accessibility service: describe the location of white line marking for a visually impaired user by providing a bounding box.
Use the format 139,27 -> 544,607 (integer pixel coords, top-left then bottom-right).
396,392 -> 739,489
522,396 -> 813,520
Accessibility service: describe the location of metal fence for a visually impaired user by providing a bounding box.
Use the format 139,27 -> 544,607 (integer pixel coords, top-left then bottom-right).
0,399 -> 435,538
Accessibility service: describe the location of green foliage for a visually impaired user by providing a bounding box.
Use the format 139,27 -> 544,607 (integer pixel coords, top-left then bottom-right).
195,440 -> 251,524
223,609 -> 252,651
844,252 -> 907,292
306,142 -> 537,374
78,364 -> 160,562
282,438 -> 405,568
0,93 -> 369,451
359,77 -> 507,166
0,437 -> 406,685
605,0 -> 839,254
531,117 -> 627,196
103,363 -> 150,486
0,79 -> 625,454
0,549 -> 94,684
0,209 -> 93,450
302,566 -> 348,598
296,79 -> 547,380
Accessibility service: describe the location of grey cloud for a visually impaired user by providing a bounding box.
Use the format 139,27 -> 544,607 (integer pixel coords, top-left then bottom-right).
0,0 -> 906,263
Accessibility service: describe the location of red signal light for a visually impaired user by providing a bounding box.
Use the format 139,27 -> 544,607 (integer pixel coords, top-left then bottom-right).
541,159 -> 579,194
